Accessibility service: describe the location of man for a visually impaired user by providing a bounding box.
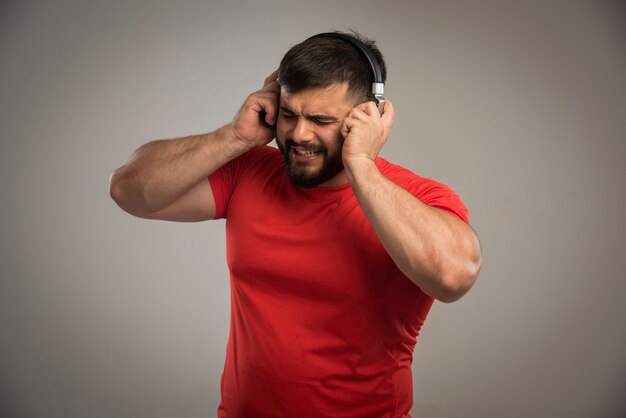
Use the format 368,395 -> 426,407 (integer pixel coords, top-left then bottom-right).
110,31 -> 481,418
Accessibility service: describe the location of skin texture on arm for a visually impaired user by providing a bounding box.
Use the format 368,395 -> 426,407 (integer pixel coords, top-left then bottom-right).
109,70 -> 281,221
342,101 -> 482,303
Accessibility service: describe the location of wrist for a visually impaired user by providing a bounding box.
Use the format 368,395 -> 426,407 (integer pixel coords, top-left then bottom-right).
216,124 -> 255,157
344,156 -> 379,185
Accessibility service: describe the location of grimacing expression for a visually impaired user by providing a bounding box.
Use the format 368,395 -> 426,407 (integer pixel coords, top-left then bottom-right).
275,84 -> 354,188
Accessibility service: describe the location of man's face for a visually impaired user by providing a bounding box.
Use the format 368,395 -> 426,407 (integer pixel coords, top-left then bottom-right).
276,83 -> 354,188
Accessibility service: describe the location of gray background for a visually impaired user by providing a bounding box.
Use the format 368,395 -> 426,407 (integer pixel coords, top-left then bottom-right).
1,1 -> 625,417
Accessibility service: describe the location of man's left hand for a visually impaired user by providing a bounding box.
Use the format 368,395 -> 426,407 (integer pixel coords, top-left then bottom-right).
341,99 -> 395,169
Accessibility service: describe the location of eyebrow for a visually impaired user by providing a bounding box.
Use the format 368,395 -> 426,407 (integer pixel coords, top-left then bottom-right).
280,106 -> 338,122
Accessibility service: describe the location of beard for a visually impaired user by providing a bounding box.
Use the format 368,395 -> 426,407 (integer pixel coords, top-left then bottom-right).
276,138 -> 345,188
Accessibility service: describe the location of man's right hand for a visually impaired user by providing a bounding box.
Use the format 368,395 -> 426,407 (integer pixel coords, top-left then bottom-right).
110,70 -> 281,222
230,69 -> 280,148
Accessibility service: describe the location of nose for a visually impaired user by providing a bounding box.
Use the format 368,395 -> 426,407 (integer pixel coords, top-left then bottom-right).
292,117 -> 314,142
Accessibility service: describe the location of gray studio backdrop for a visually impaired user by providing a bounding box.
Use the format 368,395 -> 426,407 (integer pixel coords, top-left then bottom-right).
1,1 -> 625,417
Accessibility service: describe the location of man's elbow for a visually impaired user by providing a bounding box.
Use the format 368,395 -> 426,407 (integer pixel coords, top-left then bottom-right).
109,169 -> 124,205
108,168 -> 146,215
433,253 -> 482,303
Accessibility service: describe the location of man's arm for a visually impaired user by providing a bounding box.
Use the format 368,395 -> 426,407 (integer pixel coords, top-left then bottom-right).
341,101 -> 482,303
109,70 -> 280,221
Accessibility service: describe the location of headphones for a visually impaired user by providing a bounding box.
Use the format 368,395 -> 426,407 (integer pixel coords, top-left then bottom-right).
307,32 -> 386,113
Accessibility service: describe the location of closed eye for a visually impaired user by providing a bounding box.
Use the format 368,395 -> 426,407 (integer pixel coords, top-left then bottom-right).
312,118 -> 333,126
280,106 -> 337,125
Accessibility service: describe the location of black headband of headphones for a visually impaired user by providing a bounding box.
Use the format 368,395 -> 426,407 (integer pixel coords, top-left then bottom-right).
306,32 -> 386,111
306,32 -> 383,83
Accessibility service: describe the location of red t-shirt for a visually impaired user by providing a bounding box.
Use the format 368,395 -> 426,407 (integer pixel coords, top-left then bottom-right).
209,146 -> 469,418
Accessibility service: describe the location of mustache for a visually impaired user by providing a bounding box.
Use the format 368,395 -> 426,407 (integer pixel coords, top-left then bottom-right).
285,139 -> 325,153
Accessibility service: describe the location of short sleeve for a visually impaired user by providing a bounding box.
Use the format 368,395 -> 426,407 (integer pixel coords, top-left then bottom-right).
208,146 -> 279,219
407,178 -> 470,224
208,158 -> 236,220
378,158 -> 470,225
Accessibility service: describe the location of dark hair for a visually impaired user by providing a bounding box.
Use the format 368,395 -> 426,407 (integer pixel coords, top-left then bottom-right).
278,30 -> 386,104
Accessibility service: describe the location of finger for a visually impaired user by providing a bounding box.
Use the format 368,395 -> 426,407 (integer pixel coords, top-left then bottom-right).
250,84 -> 280,124
348,106 -> 370,121
340,120 -> 351,138
263,69 -> 280,87
351,101 -> 373,114
381,99 -> 395,128
360,100 -> 380,117
261,93 -> 280,125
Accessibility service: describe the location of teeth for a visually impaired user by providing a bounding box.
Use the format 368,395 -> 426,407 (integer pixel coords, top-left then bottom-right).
295,149 -> 319,157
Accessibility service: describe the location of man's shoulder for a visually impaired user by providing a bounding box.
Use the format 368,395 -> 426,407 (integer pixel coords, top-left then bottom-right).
376,156 -> 469,222
235,145 -> 283,173
375,156 -> 458,196
214,145 -> 283,189
246,144 -> 282,161
376,157 -> 424,183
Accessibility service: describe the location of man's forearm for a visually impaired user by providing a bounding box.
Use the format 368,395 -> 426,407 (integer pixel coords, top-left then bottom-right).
109,125 -> 248,213
345,158 -> 481,303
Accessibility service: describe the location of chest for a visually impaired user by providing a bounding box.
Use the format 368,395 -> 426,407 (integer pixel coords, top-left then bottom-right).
224,181 -> 395,300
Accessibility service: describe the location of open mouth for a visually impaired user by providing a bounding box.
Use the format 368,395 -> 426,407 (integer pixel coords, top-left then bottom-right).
294,148 -> 321,157
291,147 -> 323,161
